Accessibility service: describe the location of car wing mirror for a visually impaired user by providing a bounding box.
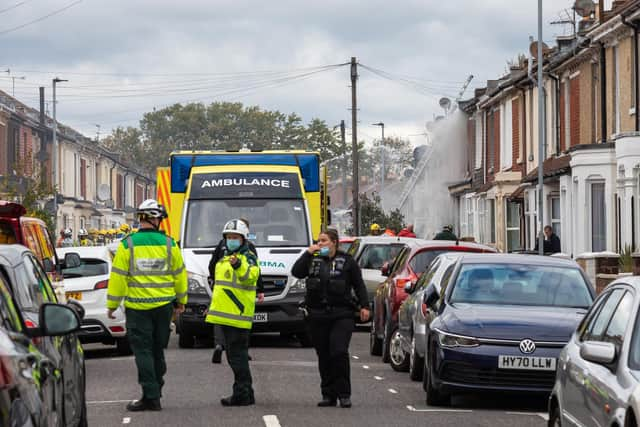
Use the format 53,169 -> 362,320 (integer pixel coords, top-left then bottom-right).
422,283 -> 439,309
381,262 -> 390,277
67,299 -> 86,320
580,341 -> 616,365
63,252 -> 81,269
35,303 -> 80,337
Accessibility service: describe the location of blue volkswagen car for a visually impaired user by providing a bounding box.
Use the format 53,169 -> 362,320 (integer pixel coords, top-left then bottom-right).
421,254 -> 594,406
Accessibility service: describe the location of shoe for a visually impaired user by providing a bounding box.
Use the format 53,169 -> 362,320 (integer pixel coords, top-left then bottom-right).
211,345 -> 223,364
338,397 -> 352,408
126,398 -> 162,412
317,396 -> 337,407
220,396 -> 254,406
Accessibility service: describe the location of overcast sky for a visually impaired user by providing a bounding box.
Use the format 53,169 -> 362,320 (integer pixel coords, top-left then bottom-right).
0,0 -> 597,145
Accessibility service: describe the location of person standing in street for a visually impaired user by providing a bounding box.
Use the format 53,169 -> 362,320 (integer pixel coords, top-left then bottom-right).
292,228 -> 370,408
205,219 -> 260,406
369,223 -> 382,236
434,224 -> 458,241
106,199 -> 188,412
207,218 -> 264,364
397,224 -> 416,238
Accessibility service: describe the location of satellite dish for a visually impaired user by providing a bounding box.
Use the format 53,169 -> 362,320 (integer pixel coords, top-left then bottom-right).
439,97 -> 452,111
529,40 -> 551,59
97,184 -> 110,202
573,0 -> 595,17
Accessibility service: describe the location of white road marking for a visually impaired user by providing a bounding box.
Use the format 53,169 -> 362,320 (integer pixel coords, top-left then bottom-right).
506,412 -> 550,421
363,365 -> 370,369
388,388 -> 398,394
263,415 -> 282,427
352,355 -> 360,360
87,400 -> 132,405
406,405 -> 472,413
538,413 -> 550,421
122,417 -> 131,424
374,376 -> 384,381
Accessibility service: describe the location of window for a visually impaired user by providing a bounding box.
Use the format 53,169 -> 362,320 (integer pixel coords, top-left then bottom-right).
62,258 -> 109,278
506,201 -> 521,252
551,196 -> 561,239
439,264 -> 456,297
489,199 -> 496,243
501,100 -> 513,170
616,194 -> 622,253
0,271 -> 22,332
475,113 -> 483,169
416,258 -> 441,291
467,197 -> 474,237
358,244 -> 405,270
409,250 -> 448,275
390,248 -> 410,276
582,289 -> 625,341
602,291 -> 633,347
80,158 -> 87,199
591,182 -> 607,252
478,198 -> 486,244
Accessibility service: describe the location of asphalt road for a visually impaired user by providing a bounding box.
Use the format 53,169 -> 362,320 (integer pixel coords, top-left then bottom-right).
84,330 -> 550,427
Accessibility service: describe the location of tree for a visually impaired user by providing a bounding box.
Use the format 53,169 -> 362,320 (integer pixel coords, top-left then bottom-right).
353,192 -> 406,235
370,136 -> 413,181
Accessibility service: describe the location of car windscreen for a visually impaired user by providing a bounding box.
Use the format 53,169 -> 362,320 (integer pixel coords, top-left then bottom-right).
185,199 -> 309,248
62,258 -> 109,278
358,244 -> 405,269
409,250 -> 447,274
449,263 -> 593,308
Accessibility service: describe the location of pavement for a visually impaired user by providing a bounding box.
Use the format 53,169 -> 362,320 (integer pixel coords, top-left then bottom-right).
85,330 -> 550,427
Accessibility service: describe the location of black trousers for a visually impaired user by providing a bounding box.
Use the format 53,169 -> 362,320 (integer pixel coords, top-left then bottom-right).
221,325 -> 253,400
307,314 -> 355,399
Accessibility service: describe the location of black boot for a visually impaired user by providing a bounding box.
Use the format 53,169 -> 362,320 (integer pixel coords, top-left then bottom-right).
211,345 -> 223,364
126,398 -> 162,412
338,397 -> 352,408
220,395 -> 254,406
317,396 -> 337,407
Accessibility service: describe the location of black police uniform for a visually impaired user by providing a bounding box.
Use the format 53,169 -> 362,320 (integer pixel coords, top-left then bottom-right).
292,250 -> 368,402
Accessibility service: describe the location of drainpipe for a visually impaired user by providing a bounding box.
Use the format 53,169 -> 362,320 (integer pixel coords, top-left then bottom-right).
622,15 -> 640,132
600,42 -> 608,143
109,159 -> 117,207
547,73 -> 561,154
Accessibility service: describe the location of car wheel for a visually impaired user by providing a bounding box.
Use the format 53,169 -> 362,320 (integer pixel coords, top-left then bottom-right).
548,404 -> 561,427
296,331 -> 313,348
369,320 -> 383,356
116,337 -> 133,355
409,336 -> 424,381
178,333 -> 195,348
389,328 -> 410,372
424,343 -> 450,406
381,317 -> 392,363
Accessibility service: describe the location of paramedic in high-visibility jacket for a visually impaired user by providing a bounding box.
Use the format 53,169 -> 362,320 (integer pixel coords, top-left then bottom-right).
205,219 -> 260,406
106,199 -> 188,412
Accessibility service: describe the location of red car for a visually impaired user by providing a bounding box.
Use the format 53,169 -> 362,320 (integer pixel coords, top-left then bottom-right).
370,239 -> 497,363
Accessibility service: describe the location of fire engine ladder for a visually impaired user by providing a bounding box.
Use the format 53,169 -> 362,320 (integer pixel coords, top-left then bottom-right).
397,144 -> 434,209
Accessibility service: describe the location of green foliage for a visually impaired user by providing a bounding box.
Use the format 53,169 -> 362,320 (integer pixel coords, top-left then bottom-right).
357,192 -> 405,235
370,136 -> 413,180
620,244 -> 634,273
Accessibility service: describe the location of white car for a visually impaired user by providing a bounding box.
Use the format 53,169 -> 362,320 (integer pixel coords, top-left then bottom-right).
56,246 -> 130,354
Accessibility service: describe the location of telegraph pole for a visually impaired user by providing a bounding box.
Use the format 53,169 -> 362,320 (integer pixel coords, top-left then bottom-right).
340,120 -> 348,207
52,77 -> 68,233
537,0 -> 545,255
350,57 -> 360,235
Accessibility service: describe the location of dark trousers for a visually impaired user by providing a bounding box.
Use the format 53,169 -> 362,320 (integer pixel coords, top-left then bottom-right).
221,325 -> 254,400
214,324 -> 226,347
126,303 -> 173,400
307,315 -> 355,399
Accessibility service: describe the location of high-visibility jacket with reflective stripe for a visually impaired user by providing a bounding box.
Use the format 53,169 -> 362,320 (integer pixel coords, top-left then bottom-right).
205,248 -> 259,329
106,229 -> 188,310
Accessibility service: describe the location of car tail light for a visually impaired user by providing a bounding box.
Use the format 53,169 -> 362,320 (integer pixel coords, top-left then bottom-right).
24,319 -> 37,328
396,277 -> 410,289
421,303 -> 428,318
109,326 -> 124,333
94,280 -> 108,290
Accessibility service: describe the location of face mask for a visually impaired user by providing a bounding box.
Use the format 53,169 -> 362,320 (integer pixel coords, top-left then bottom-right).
319,247 -> 330,257
226,239 -> 242,252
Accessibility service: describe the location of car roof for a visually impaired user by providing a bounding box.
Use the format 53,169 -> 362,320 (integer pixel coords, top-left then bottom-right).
353,236 -> 425,244
0,244 -> 30,267
56,246 -> 112,260
457,253 -> 580,268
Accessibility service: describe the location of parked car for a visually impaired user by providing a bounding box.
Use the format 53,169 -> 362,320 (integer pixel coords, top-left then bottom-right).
395,252 -> 464,378
0,265 -> 83,427
422,253 -> 594,406
548,277 -> 640,427
339,237 -> 355,253
0,244 -> 87,426
56,246 -> 130,354
347,236 -> 416,307
370,240 -> 496,363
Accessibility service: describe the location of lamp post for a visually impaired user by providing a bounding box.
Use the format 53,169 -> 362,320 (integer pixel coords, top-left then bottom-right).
52,77 -> 68,234
372,122 -> 385,202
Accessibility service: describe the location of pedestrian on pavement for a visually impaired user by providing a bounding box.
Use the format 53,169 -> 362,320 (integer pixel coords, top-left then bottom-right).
434,224 -> 458,241
60,228 -> 74,247
207,218 -> 264,364
369,223 -> 382,236
106,199 -> 188,412
535,225 -> 561,254
205,219 -> 260,406
292,228 -> 370,409
397,224 -> 416,238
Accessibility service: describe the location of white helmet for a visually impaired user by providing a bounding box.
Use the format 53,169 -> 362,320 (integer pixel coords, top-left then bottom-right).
78,228 -> 88,236
222,219 -> 249,239
63,228 -> 72,237
136,199 -> 168,219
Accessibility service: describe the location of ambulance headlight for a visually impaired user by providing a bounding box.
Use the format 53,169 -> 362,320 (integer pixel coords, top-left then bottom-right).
187,272 -> 209,295
289,278 -> 306,294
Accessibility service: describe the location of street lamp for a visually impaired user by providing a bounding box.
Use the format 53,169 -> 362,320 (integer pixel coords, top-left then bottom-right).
52,77 -> 68,234
372,122 -> 385,201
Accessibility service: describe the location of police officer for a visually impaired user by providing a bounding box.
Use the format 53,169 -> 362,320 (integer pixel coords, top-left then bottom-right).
206,219 -> 260,406
106,199 -> 188,412
207,218 -> 264,364
292,228 -> 369,408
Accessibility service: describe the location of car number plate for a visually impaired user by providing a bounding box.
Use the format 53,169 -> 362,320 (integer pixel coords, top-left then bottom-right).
498,355 -> 556,371
65,292 -> 82,301
253,312 -> 268,323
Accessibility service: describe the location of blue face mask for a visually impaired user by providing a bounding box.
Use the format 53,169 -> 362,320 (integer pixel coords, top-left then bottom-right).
226,239 -> 242,252
319,247 -> 330,257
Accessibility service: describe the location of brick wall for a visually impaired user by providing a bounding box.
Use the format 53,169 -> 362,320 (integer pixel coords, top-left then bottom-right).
0,116 -> 6,176
569,75 -> 581,148
467,117 -> 475,176
619,36 -> 635,133
559,81 -> 566,152
512,97 -> 522,173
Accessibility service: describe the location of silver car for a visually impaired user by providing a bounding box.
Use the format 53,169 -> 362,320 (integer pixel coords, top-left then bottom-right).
549,277 -> 640,427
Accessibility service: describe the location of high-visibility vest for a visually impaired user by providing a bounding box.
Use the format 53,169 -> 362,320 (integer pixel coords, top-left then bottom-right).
107,229 -> 188,310
205,249 -> 260,329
